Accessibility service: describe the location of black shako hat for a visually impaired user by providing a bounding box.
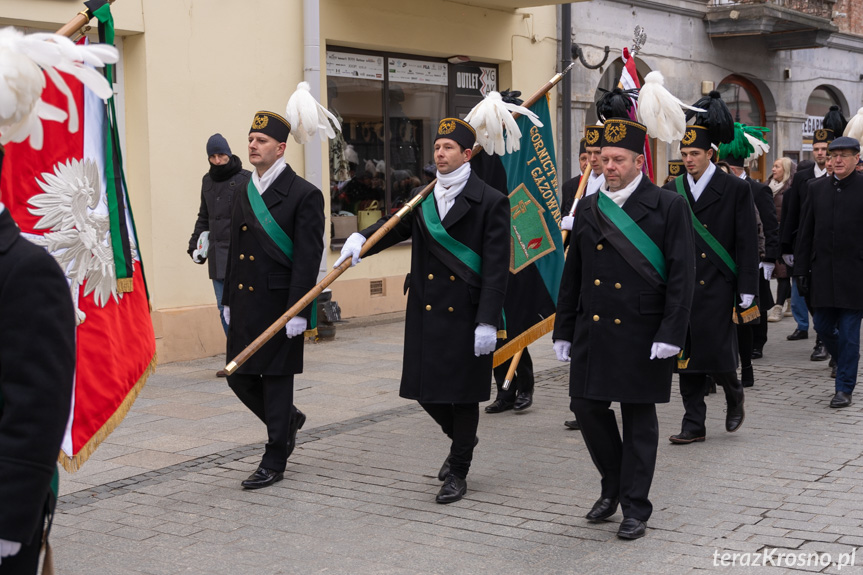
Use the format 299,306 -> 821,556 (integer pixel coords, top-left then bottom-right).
578,137 -> 587,156
435,118 -> 476,150
813,128 -> 834,145
680,125 -> 713,151
249,111 -> 291,143
584,125 -> 602,149
600,118 -> 647,154
828,136 -> 860,153
668,160 -> 685,177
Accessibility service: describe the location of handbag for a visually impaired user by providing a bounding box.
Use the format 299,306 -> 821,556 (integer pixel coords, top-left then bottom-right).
357,200 -> 383,230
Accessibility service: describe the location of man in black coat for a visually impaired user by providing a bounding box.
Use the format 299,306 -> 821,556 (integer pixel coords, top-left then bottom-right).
794,137 -> 863,408
188,134 -> 251,376
663,124 -> 759,444
0,203 -> 75,574
781,129 -> 832,348
222,111 -> 325,489
553,119 -> 695,540
336,118 -> 509,504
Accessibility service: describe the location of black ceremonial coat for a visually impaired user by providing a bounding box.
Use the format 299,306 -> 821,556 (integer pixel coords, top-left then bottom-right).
779,165 -> 817,254
361,171 -> 510,403
794,171 -> 863,310
747,176 -> 779,262
552,178 -> 695,404
0,209 -> 75,545
663,169 -> 759,373
223,165 -> 325,375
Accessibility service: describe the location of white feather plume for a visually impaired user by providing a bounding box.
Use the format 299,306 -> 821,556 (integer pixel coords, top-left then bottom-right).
285,81 -> 341,144
464,91 -> 542,156
0,27 -> 118,149
636,71 -> 702,144
843,107 -> 863,142
744,132 -> 770,161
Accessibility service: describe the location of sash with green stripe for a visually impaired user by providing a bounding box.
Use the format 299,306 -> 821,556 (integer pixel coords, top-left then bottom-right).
674,176 -> 738,280
419,193 -> 505,332
0,392 -> 58,497
246,181 -> 317,332
595,191 -> 667,284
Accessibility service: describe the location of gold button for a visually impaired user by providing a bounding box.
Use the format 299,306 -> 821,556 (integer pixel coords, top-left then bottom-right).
248,286 -> 254,292
239,254 -> 245,260
614,319 -> 621,325
450,276 -> 456,281
238,284 -> 244,290
428,274 -> 434,280
704,224 -> 708,229
597,244 -> 604,250
425,305 -> 432,311
594,279 -> 601,286
701,253 -> 707,259
249,255 -> 255,261
593,315 -> 600,321
700,280 -> 705,285
614,283 -> 622,289
448,307 -> 454,312
242,225 -> 248,231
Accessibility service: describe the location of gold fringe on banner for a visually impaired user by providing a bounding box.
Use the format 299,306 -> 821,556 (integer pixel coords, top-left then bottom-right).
58,351 -> 157,473
116,277 -> 134,293
492,314 -> 555,368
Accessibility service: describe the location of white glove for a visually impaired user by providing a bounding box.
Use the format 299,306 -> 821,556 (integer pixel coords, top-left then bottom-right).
0,539 -> 22,563
197,231 -> 210,259
739,293 -> 755,308
561,215 -> 574,231
223,305 -> 230,326
782,253 -> 794,266
334,233 -> 366,268
759,262 -> 775,281
553,340 -> 572,362
474,323 -> 497,356
285,317 -> 308,338
192,249 -> 205,264
650,342 -> 681,360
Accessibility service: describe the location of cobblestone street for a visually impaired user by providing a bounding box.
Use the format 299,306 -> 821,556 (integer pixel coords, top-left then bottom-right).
52,315 -> 863,574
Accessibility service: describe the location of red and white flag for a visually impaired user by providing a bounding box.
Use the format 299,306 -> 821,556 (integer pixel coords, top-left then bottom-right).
0,68 -> 155,471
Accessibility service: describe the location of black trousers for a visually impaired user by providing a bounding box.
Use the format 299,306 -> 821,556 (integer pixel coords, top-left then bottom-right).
678,371 -> 743,434
419,402 -> 479,479
491,348 -> 534,402
775,277 -> 791,307
0,495 -> 48,575
227,373 -> 297,472
737,323 -> 753,371
571,397 -> 658,522
753,274 -> 772,350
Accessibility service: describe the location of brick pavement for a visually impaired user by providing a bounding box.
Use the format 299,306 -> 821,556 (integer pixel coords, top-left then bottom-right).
50,314 -> 863,574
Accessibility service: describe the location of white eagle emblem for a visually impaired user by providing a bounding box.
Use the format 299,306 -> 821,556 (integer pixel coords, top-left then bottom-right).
27,158 -> 134,324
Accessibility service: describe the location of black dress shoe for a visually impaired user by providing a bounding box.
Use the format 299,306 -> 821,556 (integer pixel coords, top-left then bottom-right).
585,497 -> 618,522
513,391 -> 533,411
286,408 -> 306,458
617,517 -> 647,540
726,401 -> 745,432
669,430 -> 706,444
741,365 -> 754,388
484,398 -> 514,414
751,348 -> 763,359
564,419 -> 581,430
810,343 -> 829,362
830,391 -> 852,408
241,467 -> 284,489
435,474 -> 467,504
438,436 -> 479,480
787,329 -> 809,341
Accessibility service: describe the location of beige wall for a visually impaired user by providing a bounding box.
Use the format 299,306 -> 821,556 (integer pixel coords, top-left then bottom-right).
1,0 -> 559,363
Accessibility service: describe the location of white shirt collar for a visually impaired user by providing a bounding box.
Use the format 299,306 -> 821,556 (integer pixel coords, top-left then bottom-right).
687,161 -> 717,202
0,202 -> 5,215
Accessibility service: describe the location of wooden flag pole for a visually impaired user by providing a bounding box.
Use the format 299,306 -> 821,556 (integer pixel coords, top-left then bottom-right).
224,64 -> 577,375
56,1 -> 116,37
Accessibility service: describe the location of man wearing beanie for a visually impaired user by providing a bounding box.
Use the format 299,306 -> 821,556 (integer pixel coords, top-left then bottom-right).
552,118 -> 694,539
188,134 -> 251,378
335,118 -> 510,505
221,112 -> 325,489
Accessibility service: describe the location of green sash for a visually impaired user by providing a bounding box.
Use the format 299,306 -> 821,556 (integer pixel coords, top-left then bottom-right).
247,180 -> 317,331
674,176 -> 738,278
596,192 -> 667,282
0,393 -> 59,497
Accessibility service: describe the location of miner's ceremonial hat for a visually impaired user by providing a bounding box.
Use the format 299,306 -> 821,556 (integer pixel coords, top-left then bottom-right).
584,125 -> 603,149
249,111 -> 291,143
668,160 -> 684,177
435,118 -> 476,150
578,137 -> 587,156
813,128 -> 834,145
600,118 -> 647,154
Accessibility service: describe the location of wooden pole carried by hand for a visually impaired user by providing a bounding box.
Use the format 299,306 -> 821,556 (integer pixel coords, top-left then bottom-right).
224,64 -> 577,375
56,0 -> 117,37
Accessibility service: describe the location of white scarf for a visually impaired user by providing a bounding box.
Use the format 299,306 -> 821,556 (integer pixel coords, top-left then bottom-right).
600,172 -> 642,207
434,162 -> 471,220
0,201 -> 5,215
814,164 -> 827,178
768,177 -> 786,196
687,161 -> 716,202
586,171 -> 604,197
252,160 -> 287,196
